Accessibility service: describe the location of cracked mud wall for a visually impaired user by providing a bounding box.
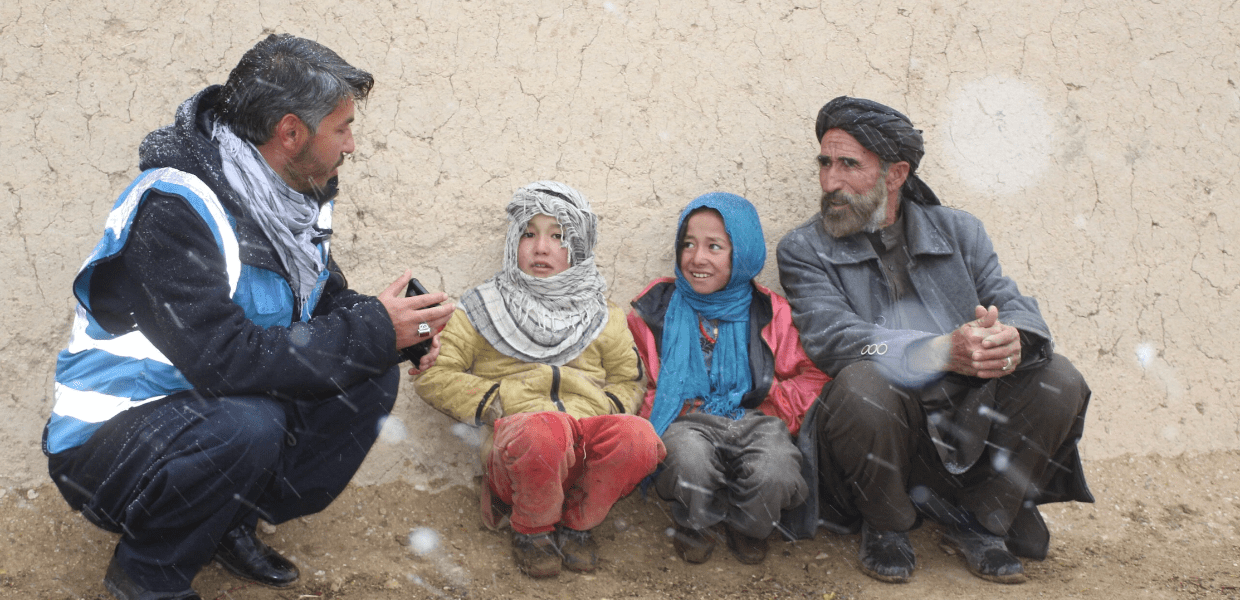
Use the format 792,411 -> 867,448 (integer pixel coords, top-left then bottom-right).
2,0 -> 1236,489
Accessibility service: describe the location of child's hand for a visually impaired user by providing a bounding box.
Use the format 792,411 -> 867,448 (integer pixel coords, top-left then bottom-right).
482,391 -> 505,425
406,335 -> 442,376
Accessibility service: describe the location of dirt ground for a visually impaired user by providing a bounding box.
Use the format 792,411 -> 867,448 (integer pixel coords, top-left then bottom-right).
3,451 -> 1238,600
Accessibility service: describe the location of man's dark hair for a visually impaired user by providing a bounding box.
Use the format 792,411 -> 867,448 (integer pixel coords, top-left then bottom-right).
218,34 -> 374,144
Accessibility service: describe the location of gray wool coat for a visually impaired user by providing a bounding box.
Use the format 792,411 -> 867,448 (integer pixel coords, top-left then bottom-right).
774,199 -> 1091,545
776,200 -> 1053,383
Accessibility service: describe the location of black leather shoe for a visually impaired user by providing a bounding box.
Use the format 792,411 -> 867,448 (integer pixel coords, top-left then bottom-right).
104,551 -> 201,600
214,525 -> 299,588
940,527 -> 1027,584
858,521 -> 915,583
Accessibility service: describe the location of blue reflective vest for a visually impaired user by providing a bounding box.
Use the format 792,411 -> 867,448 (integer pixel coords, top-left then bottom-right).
47,167 -> 331,453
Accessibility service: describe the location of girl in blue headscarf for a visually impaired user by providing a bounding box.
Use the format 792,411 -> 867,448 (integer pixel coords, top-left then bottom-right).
628,192 -> 830,565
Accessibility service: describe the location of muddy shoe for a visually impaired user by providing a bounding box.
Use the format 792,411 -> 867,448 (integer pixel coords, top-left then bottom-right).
725,525 -> 768,564
512,531 -> 560,578
858,521 -> 915,583
940,527 -> 1026,584
556,526 -> 599,572
671,524 -> 716,564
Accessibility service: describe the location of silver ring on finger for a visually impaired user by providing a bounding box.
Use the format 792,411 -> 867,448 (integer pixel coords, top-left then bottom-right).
418,322 -> 432,336
1003,356 -> 1013,371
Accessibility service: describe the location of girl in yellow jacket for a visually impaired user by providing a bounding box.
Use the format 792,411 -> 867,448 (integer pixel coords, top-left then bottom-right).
414,181 -> 665,578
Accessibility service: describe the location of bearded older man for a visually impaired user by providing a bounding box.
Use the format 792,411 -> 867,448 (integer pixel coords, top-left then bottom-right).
776,97 -> 1093,584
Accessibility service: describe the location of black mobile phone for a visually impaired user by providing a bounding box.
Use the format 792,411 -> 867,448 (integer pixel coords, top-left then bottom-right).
400,278 -> 440,364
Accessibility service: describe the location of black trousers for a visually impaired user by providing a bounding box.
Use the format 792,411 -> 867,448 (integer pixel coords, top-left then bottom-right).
47,366 -> 399,592
813,354 -> 1091,555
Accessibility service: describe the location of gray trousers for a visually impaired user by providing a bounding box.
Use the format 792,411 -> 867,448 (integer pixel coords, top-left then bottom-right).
656,411 -> 807,539
813,354 -> 1090,543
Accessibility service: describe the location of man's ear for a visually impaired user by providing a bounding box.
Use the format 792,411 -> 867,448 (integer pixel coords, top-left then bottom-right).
270,113 -> 309,154
886,161 -> 910,194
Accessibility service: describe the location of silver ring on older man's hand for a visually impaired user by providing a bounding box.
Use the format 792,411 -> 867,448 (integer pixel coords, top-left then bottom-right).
418,323 -> 432,336
1003,356 -> 1013,370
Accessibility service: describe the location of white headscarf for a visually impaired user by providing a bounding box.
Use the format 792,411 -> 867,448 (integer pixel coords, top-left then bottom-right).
459,181 -> 609,366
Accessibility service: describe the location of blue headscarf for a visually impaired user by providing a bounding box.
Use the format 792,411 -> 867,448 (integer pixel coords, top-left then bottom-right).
648,192 -> 766,436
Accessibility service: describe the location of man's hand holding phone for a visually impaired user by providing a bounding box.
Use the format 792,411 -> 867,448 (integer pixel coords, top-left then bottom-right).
377,270 -> 454,372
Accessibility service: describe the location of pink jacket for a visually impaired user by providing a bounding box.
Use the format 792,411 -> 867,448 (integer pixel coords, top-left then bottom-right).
627,278 -> 830,437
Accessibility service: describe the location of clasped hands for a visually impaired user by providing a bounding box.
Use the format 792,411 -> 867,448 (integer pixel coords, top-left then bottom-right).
930,305 -> 1021,379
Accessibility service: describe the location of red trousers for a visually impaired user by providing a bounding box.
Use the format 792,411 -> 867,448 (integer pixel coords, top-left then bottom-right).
486,412 -> 665,534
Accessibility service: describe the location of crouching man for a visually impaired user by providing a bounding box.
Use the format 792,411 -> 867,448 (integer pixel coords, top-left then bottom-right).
45,34 -> 453,600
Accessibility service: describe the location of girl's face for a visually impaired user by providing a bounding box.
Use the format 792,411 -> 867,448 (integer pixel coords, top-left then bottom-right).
517,214 -> 571,278
679,209 -> 732,295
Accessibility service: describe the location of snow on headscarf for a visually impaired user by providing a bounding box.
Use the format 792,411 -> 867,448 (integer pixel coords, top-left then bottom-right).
459,181 -> 609,366
815,96 -> 941,207
647,192 -> 766,436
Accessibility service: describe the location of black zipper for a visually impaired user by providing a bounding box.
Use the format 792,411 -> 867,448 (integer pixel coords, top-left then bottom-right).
550,366 -> 565,412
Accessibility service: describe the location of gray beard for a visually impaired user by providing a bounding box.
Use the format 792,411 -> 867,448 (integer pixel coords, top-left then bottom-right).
819,172 -> 889,238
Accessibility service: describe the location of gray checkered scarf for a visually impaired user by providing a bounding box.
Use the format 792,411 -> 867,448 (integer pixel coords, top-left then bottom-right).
213,121 -> 325,306
815,96 -> 941,206
460,181 -> 608,366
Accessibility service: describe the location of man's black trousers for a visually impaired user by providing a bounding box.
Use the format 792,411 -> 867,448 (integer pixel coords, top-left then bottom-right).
47,366 -> 399,593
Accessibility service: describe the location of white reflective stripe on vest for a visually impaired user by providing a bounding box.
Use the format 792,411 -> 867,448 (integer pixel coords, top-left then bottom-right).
50,382 -> 165,423
317,200 -> 333,261
151,168 -> 242,296
64,304 -> 174,363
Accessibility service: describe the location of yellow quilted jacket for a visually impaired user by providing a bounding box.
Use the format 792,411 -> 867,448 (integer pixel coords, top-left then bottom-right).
414,304 -> 645,429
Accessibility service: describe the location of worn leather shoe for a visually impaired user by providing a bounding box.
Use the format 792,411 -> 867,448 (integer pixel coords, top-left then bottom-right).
671,524 -> 716,564
940,527 -> 1027,584
724,525 -> 768,564
214,525 -> 299,588
104,551 -> 201,600
556,526 -> 599,572
512,531 -> 561,578
858,521 -> 915,583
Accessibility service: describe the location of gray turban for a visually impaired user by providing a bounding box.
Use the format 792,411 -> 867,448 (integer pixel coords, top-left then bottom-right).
815,96 -> 940,206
